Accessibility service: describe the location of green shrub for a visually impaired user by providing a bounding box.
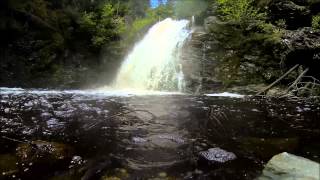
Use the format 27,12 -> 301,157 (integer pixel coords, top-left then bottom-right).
312,15 -> 320,29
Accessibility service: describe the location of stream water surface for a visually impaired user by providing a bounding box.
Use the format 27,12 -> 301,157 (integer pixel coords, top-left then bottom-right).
0,88 -> 319,179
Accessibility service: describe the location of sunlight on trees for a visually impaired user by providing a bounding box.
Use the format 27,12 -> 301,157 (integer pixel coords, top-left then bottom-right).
216,0 -> 266,23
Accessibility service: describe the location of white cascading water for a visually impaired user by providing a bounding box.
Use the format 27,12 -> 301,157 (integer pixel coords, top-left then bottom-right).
112,18 -> 190,92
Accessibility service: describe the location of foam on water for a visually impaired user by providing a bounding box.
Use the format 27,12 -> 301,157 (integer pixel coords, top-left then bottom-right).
205,92 -> 245,98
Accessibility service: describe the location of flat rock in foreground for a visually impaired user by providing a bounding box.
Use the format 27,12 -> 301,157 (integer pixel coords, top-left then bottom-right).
258,152 -> 320,180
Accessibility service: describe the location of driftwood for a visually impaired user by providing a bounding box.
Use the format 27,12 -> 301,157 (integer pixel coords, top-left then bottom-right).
256,64 -> 299,95
285,67 -> 309,93
282,75 -> 320,98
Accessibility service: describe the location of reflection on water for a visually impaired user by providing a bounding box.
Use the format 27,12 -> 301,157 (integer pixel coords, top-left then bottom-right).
0,89 -> 319,179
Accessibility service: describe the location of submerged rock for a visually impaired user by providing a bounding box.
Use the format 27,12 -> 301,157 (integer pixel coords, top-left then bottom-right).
0,154 -> 18,177
199,148 -> 236,163
239,137 -> 299,158
101,168 -> 129,180
145,134 -> 187,148
16,140 -> 74,165
258,152 -> 320,180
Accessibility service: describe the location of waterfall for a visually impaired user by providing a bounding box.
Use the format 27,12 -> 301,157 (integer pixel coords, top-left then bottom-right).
112,18 -> 190,91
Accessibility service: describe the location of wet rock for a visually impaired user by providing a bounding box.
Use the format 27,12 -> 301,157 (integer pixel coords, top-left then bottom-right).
258,152 -> 320,180
204,16 -> 223,32
54,110 -> 75,118
132,137 -> 147,144
46,118 -> 65,130
24,101 -> 34,107
71,156 -> 83,164
69,155 -> 85,168
4,108 -> 10,114
41,112 -> 52,119
16,140 -> 73,165
199,148 -> 236,163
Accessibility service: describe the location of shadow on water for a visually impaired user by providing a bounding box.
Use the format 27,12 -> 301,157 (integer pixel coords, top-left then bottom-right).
0,91 -> 319,179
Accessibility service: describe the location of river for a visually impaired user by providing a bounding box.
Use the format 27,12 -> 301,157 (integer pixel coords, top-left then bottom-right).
0,88 -> 319,179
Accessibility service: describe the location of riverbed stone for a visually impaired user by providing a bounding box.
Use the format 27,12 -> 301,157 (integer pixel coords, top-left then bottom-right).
258,152 -> 320,180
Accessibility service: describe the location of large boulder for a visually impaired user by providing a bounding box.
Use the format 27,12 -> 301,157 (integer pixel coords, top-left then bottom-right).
258,152 -> 320,180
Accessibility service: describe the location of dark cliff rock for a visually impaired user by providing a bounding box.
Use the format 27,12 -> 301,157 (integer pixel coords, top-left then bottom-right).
182,15 -> 284,94
181,27 -> 224,93
269,0 -> 312,29
282,27 -> 320,78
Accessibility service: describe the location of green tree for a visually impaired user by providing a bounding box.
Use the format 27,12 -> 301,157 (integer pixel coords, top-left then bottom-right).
79,3 -> 125,48
216,0 -> 266,23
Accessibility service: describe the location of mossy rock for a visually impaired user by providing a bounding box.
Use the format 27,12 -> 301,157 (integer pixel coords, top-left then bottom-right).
258,152 -> 320,180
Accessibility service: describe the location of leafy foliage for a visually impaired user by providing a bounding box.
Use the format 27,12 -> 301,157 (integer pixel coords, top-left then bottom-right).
79,4 -> 125,48
216,0 -> 266,23
312,14 -> 320,29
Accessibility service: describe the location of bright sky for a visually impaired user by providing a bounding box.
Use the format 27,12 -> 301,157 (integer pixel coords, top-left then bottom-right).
150,0 -> 168,8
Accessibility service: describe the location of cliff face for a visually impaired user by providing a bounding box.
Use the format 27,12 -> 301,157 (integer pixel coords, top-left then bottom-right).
180,28 -> 222,93
182,0 -> 320,94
